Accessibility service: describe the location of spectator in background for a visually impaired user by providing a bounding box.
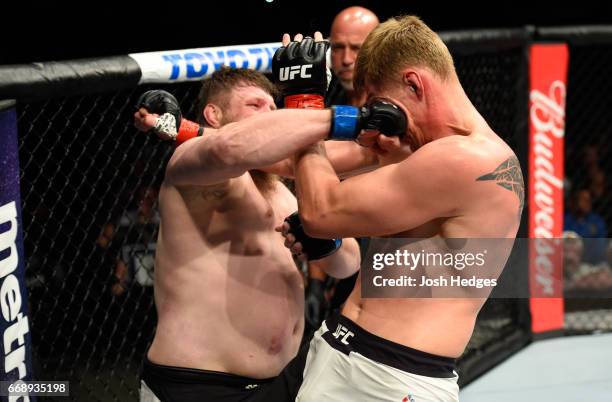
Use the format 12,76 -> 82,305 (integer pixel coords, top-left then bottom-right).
578,144 -> 610,227
589,169 -> 607,204
104,186 -> 161,364
563,231 -> 593,284
589,169 -> 610,222
112,185 -> 160,296
583,144 -> 600,175
563,231 -> 612,291
325,6 -> 379,106
564,188 -> 608,264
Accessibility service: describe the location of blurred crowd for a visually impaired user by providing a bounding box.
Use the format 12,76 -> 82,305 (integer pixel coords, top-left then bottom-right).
564,144 -> 612,291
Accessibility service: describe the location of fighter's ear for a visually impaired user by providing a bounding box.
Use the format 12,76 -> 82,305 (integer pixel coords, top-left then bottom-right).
402,70 -> 423,98
203,104 -> 223,128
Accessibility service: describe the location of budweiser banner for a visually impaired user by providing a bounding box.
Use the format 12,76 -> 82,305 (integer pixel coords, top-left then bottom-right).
528,44 -> 568,333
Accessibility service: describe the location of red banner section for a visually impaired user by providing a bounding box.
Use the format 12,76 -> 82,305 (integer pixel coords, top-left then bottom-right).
528,44 -> 568,333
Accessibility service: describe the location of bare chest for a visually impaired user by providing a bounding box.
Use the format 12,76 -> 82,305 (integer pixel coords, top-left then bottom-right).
180,179 -> 297,253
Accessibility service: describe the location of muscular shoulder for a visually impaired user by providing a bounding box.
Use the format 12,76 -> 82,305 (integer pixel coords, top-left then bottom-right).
396,132 -> 523,215
396,135 -> 483,188
409,133 -> 517,179
432,133 -> 524,219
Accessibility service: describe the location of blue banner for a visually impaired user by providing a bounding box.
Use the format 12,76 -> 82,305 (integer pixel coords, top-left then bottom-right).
129,42 -> 281,83
0,104 -> 36,401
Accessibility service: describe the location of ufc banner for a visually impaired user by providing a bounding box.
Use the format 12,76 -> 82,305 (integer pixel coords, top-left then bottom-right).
528,44 -> 568,333
0,101 -> 36,401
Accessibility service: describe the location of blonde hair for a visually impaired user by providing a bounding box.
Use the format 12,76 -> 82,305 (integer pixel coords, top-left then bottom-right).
354,15 -> 455,90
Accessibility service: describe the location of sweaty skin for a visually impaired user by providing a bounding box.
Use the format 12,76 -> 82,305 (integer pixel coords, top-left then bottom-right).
150,173 -> 304,377
338,132 -> 521,357
293,67 -> 524,358
144,84 -> 361,379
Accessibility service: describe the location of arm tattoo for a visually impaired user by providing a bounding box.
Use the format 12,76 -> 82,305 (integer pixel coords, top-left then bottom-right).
476,156 -> 525,218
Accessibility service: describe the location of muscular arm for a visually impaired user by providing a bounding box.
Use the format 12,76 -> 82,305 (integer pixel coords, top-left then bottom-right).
165,109 -> 332,186
259,142 -> 378,179
309,237 -> 361,279
294,141 -> 465,238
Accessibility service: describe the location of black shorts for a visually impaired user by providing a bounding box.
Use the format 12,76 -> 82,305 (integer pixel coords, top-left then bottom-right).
141,341 -> 310,402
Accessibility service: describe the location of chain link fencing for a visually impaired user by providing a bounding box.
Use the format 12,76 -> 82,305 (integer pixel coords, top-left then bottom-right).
15,29 -> 603,399
562,40 -> 612,333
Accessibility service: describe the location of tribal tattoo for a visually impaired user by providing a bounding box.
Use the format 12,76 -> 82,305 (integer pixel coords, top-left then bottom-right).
476,156 -> 525,219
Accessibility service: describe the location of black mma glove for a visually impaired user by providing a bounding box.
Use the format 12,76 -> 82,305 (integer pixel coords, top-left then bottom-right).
136,90 -> 203,144
272,37 -> 331,109
284,212 -> 342,261
329,99 -> 408,140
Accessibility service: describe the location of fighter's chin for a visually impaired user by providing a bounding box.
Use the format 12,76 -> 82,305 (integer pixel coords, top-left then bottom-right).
339,79 -> 354,91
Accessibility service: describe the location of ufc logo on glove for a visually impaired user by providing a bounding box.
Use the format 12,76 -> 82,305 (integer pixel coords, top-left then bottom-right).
272,37 -> 330,109
279,64 -> 313,81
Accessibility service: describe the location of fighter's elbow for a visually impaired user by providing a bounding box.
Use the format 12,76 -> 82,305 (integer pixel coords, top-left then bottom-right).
164,151 -> 188,185
300,192 -> 343,238
300,211 -> 333,238
163,138 -> 245,186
